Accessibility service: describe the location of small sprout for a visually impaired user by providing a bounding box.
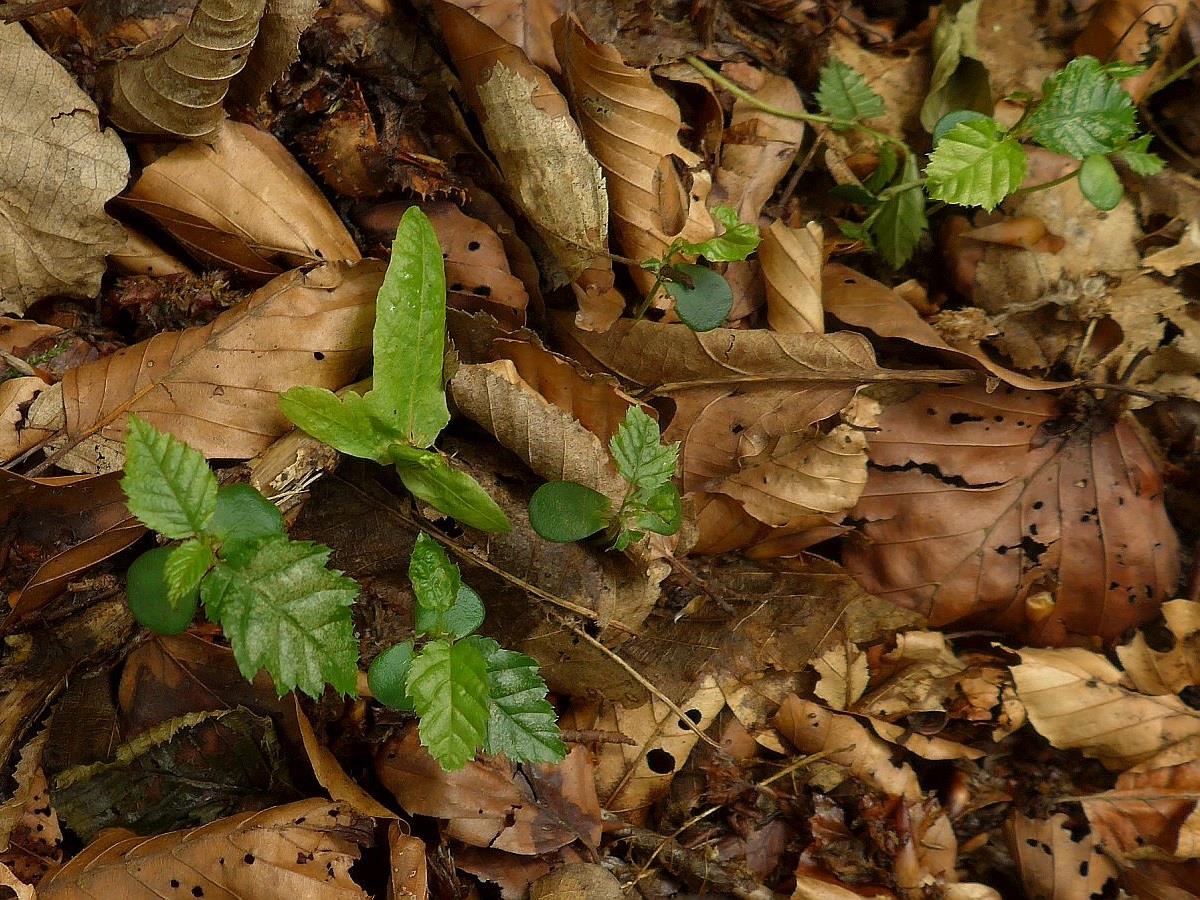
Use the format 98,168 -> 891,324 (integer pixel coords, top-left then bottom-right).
126,546 -> 200,635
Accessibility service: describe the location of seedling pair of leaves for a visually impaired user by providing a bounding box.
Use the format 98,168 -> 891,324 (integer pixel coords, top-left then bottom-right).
528,406 -> 681,550
367,533 -> 565,771
121,416 -> 359,699
279,207 -> 509,533
820,55 -> 1164,268
640,205 -> 760,331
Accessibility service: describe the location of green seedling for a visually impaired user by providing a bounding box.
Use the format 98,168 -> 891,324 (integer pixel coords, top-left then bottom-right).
528,406 -> 681,551
120,417 -> 359,698
367,533 -> 565,771
280,207 -> 509,534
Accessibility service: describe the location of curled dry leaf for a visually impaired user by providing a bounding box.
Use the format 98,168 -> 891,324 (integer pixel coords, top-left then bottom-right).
0,378 -> 48,462
0,863 -> 34,900
441,0 -> 564,74
0,23 -> 128,315
844,385 -> 1179,644
376,727 -> 600,855
1083,759 -> 1200,863
1143,221 -> 1200,277
858,631 -> 967,721
228,0 -> 322,107
1118,600 -> 1200,696
386,823 -> 426,900
1012,647 -> 1200,771
106,0 -> 267,140
122,121 -> 360,278
554,15 -> 715,298
0,731 -> 49,853
107,224 -> 193,278
26,260 -> 382,473
292,698 -> 397,820
763,220 -> 824,334
39,800 -> 373,899
1004,812 -> 1118,900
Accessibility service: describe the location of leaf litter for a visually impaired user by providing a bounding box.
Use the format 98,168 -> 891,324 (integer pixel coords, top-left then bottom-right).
2,0 -> 1200,897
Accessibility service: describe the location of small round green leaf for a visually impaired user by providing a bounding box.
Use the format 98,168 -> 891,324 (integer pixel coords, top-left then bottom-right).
126,546 -> 200,635
528,482 -> 611,543
208,484 -> 284,544
368,640 -> 416,711
932,110 -> 989,145
664,264 -> 733,332
1078,153 -> 1123,211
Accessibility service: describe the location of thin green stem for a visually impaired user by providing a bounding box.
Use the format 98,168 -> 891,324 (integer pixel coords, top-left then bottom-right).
879,178 -> 925,199
632,263 -> 669,320
1145,54 -> 1200,99
1011,166 -> 1080,196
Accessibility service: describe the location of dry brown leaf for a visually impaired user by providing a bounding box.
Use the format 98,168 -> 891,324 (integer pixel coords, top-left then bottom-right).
763,220 -> 824,334
0,862 -> 34,900
1118,600 -> 1200,696
39,799 -> 373,898
0,377 -> 48,462
555,15 -> 715,299
442,0 -> 564,74
426,202 -> 530,327
292,699 -> 397,820
26,260 -> 381,473
107,224 -> 193,277
1084,759 -> 1200,862
1012,647 -> 1200,771
454,846 -> 550,899
377,727 -> 600,855
0,319 -> 63,357
386,824 -> 426,900
0,732 -> 49,853
106,0 -> 266,140
0,23 -> 128,314
123,121 -> 360,276
1074,0 -> 1189,101
844,385 -> 1179,645
813,642 -> 869,710
1004,812 -> 1118,900
858,631 -> 967,721
530,863 -> 623,899
228,0 -> 321,107
436,2 -> 621,331
1144,222 -> 1200,277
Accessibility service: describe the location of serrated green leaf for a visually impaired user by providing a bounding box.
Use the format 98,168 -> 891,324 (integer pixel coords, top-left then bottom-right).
121,416 -> 218,540
664,264 -> 733,332
367,207 -> 451,448
473,637 -> 565,765
676,206 -> 761,262
1116,135 -> 1165,176
816,58 -> 885,125
829,184 -> 879,206
837,220 -> 873,244
165,539 -> 213,607
932,109 -> 989,145
406,638 -> 491,771
870,154 -> 927,267
279,386 -> 399,463
396,453 -> 511,533
924,118 -> 1026,211
528,481 -> 611,543
863,144 -> 898,194
368,640 -> 415,712
631,483 -> 683,537
200,535 -> 359,698
920,0 -> 992,132
408,532 -> 460,616
1078,153 -> 1124,211
610,407 -> 679,496
1025,56 -> 1137,158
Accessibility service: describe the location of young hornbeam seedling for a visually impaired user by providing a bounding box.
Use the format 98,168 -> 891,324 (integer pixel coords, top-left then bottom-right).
638,205 -> 761,332
527,406 -> 681,550
279,207 -> 509,533
367,533 -> 565,771
120,417 -> 359,698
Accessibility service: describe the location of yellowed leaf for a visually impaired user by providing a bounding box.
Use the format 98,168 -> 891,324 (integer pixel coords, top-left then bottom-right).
1118,600 -> 1200,696
813,641 -> 869,710
762,220 -> 824,334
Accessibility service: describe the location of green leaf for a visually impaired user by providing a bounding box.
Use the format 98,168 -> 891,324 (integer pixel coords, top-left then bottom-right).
870,154 -> 927,268
121,416 -> 218,540
396,453 -> 511,533
406,638 -> 491,771
368,640 -> 415,712
408,531 -> 460,618
1078,153 -> 1124,211
528,481 -> 611,543
366,207 -> 451,448
924,118 -> 1026,211
863,144 -> 898,194
816,58 -> 885,126
474,637 -> 565,765
279,387 -> 399,463
829,184 -> 879,206
208,484 -> 285,549
920,0 -> 992,132
611,527 -> 641,551
1025,56 -> 1137,158
676,206 -> 761,262
837,220 -> 873,244
127,546 -> 200,636
631,483 -> 683,536
201,535 -> 359,698
932,109 -> 989,145
417,584 -> 485,640
664,264 -> 733,332
1116,135 -> 1165,176
165,539 -> 213,607
610,406 -> 679,496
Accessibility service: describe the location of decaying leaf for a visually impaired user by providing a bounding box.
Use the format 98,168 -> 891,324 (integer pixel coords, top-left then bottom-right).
0,732 -> 49,853
293,700 -> 397,820
0,378 -> 48,462
1143,222 -> 1200,277
813,642 -> 869,710
1004,812 -> 1118,900
857,630 -> 968,721
1073,0 -> 1189,101
228,0 -> 322,107
106,0 -> 267,140
530,863 -> 623,899
1118,600 -> 1200,696
426,203 -> 529,327
844,385 -> 1179,644
0,22 -> 129,314
1083,759 -> 1200,863
386,823 -> 426,900
763,220 -> 824,334
442,0 -> 564,74
107,224 -> 193,277
39,799 -> 374,898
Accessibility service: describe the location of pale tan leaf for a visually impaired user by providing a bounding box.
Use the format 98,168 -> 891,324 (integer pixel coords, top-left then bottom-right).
123,121 -> 360,276
719,670 -> 796,753
1144,222 -> 1200,277
107,224 -> 193,277
554,15 -> 715,298
1012,647 -> 1200,771
1118,600 -> 1200,696
39,799 -> 373,898
0,732 -> 48,853
425,202 -> 530,327
0,318 -> 63,356
762,220 -> 824,334
858,631 -> 967,721
1083,759 -> 1200,862
0,862 -> 34,900
813,642 -> 869,710
386,824 -> 426,900
107,0 -> 267,140
293,699 -> 397,820
0,23 -> 128,314
1004,812 -> 1118,900
0,377 -> 47,462
228,0 -> 321,107
530,863 -> 623,900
